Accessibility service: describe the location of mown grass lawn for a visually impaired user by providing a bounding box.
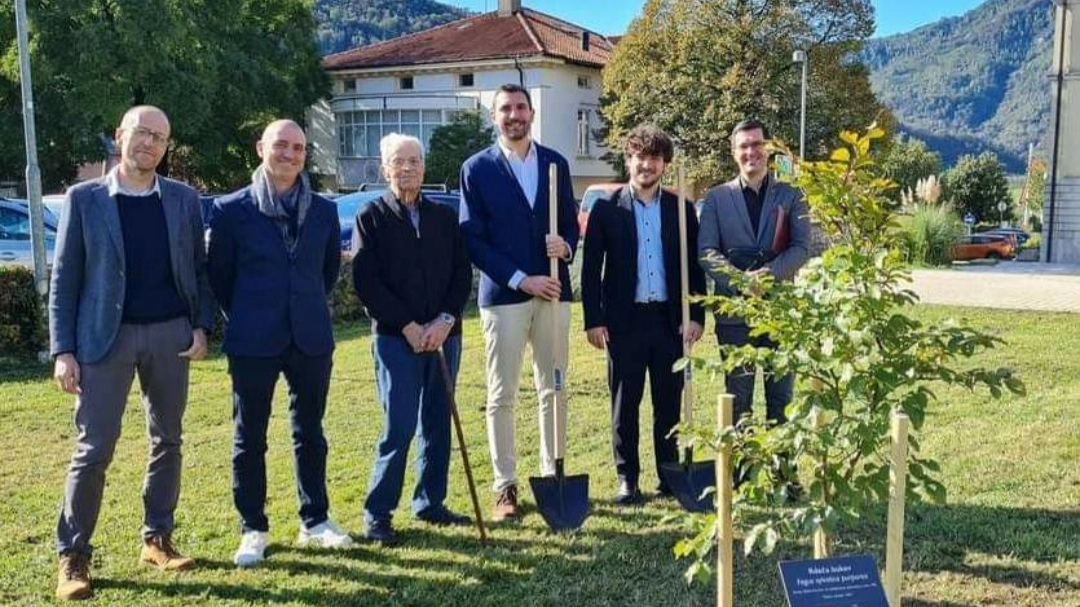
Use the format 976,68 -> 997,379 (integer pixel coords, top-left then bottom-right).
0,304 -> 1077,606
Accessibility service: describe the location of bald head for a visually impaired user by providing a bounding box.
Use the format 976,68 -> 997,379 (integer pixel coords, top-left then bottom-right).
114,105 -> 171,183
257,119 -> 307,192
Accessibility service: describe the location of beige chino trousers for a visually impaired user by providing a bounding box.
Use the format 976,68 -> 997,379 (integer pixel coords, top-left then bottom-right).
480,299 -> 570,492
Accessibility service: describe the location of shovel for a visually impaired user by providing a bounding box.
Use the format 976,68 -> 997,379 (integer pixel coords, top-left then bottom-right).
437,348 -> 488,543
529,163 -> 589,532
659,164 -> 716,513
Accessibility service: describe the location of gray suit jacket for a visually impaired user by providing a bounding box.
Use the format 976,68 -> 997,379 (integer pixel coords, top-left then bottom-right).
697,176 -> 810,326
49,176 -> 215,363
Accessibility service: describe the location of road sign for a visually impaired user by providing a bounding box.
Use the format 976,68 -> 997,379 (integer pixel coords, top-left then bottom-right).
964,212 -> 976,225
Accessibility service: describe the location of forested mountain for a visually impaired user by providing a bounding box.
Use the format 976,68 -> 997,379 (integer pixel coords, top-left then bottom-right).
315,0 -> 469,55
863,0 -> 1054,172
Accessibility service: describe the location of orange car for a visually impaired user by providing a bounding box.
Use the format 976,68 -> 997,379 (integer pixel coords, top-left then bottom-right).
950,234 -> 1016,261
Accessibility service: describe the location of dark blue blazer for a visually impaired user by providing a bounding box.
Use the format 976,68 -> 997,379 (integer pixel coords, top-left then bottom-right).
207,186 -> 341,357
458,143 -> 579,308
581,186 -> 706,336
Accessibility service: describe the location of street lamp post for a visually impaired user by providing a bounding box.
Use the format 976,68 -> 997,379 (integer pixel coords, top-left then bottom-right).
792,49 -> 808,160
14,0 -> 47,297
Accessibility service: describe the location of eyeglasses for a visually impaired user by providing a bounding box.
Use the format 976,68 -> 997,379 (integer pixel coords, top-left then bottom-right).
388,157 -> 422,168
129,126 -> 170,147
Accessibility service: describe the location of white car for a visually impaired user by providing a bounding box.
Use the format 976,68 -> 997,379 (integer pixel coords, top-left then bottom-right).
0,198 -> 57,266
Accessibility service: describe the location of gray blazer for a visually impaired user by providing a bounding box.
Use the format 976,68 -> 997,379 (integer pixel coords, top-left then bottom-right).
697,176 -> 810,326
49,176 -> 215,363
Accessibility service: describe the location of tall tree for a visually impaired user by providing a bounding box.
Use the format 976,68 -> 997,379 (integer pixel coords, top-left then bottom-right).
600,0 -> 890,187
0,0 -> 329,192
425,111 -> 494,188
880,135 -> 942,200
942,151 -> 1012,223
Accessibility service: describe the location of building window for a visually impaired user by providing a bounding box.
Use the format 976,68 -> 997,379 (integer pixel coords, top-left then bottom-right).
337,109 -> 460,159
399,76 -> 414,90
459,73 -> 474,87
576,109 -> 591,156
343,78 -> 357,93
577,75 -> 591,89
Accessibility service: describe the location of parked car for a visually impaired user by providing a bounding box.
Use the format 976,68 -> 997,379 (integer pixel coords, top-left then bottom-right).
979,227 -> 1030,248
577,183 -> 621,237
951,233 -> 1016,261
42,194 -> 66,218
0,198 -> 58,266
337,190 -> 461,254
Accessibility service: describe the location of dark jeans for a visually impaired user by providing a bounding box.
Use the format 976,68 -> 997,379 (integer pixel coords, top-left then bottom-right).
607,304 -> 682,485
56,318 -> 192,554
717,323 -> 794,424
229,345 -> 333,532
364,335 -> 461,523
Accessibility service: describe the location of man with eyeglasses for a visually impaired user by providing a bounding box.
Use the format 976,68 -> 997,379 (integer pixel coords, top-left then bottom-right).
207,119 -> 351,567
351,133 -> 472,545
697,119 -> 810,433
50,105 -> 215,600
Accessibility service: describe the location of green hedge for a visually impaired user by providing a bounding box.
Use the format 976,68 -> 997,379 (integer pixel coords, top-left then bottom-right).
0,266 -> 46,358
330,256 -> 366,322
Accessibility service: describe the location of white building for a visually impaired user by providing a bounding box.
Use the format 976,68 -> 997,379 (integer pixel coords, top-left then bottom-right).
310,0 -> 617,195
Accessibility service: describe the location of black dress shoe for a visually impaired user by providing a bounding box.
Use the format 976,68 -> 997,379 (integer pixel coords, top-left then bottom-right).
416,506 -> 471,527
614,480 -> 643,505
365,519 -> 399,546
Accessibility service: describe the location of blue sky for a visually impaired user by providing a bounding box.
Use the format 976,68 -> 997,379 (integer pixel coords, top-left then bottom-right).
440,0 -> 987,38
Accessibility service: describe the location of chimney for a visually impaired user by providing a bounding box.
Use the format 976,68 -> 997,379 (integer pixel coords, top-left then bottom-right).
581,31 -> 590,52
498,0 -> 521,17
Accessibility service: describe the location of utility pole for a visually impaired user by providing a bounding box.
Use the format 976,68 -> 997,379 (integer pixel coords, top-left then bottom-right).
15,0 -> 48,297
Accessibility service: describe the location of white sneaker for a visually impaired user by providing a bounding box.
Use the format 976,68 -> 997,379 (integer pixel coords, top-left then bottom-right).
233,530 -> 268,567
297,519 -> 354,549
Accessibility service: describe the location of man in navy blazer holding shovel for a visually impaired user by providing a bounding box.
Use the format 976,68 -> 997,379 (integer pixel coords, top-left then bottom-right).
697,119 -> 811,426
208,119 -> 352,568
459,84 -> 579,522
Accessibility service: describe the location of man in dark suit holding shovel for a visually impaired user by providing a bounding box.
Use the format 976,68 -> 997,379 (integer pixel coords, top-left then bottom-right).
581,125 -> 706,505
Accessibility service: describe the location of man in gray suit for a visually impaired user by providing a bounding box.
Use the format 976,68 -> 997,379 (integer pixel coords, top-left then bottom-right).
697,119 -> 810,425
49,105 -> 215,601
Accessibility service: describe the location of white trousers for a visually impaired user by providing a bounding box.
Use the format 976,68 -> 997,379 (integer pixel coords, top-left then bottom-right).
480,299 -> 570,492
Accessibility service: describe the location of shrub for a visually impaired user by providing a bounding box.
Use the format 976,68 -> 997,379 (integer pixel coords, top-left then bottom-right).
330,256 -> 366,322
900,204 -> 966,266
0,266 -> 46,358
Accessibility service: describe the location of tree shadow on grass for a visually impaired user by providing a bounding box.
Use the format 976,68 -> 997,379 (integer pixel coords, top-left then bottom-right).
837,501 -> 1080,597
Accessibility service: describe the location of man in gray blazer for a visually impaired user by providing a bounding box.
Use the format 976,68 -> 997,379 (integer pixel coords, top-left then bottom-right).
697,119 -> 810,426
49,105 -> 215,601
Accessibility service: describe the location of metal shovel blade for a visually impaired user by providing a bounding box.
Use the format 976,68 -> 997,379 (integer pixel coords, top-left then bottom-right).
659,459 -> 716,513
529,460 -> 589,532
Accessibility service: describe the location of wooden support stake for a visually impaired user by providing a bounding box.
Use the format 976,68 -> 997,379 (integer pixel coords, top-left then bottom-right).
717,394 -> 734,607
811,405 -> 829,559
884,411 -> 910,607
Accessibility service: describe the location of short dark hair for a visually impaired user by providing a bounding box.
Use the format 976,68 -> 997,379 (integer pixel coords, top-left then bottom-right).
730,119 -> 770,142
624,125 -> 674,163
493,83 -> 532,110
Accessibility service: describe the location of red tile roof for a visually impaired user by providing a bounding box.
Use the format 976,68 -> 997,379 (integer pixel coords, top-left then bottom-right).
322,8 -> 614,71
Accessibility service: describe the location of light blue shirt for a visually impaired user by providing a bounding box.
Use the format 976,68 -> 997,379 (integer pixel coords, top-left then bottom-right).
633,188 -> 667,303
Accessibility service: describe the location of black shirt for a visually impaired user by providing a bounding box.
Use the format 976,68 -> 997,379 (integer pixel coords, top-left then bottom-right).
740,174 -> 770,237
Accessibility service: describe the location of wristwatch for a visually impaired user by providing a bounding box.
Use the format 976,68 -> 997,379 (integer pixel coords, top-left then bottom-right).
438,313 -> 456,327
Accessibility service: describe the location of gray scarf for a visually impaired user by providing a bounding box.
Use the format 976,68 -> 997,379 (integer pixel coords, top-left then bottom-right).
251,165 -> 312,251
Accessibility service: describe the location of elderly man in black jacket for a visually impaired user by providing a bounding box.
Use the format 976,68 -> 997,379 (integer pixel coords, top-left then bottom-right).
352,133 -> 473,545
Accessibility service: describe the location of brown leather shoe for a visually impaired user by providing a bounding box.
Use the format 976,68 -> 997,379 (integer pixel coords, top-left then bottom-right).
56,551 -> 92,601
491,484 -> 520,522
140,534 -> 195,571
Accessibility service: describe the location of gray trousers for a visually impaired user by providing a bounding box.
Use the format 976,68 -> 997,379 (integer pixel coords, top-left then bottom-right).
56,317 -> 192,555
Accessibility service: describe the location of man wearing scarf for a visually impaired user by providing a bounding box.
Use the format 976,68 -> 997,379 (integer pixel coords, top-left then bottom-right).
208,119 -> 351,567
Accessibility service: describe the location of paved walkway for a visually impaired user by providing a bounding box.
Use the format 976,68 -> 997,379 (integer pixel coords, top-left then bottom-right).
908,261 -> 1080,312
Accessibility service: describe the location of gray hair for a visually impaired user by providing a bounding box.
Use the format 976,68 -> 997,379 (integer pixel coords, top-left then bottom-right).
380,133 -> 425,165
